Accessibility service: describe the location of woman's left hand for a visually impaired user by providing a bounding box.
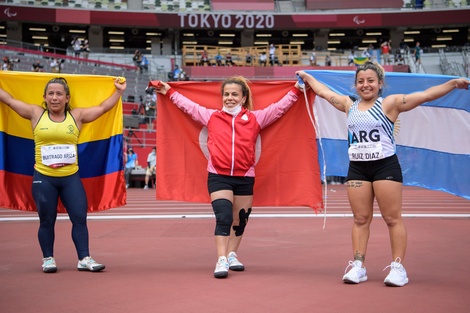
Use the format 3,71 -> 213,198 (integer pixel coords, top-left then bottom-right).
455,78 -> 470,90
114,77 -> 127,92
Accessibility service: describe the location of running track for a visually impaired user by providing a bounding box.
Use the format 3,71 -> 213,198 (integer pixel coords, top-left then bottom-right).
1,185 -> 469,313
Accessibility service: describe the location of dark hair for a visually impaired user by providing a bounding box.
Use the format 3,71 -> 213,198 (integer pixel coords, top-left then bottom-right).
43,77 -> 71,111
355,61 -> 385,96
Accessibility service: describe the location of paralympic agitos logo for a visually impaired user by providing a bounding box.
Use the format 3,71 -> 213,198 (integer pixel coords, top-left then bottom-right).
4,8 -> 18,18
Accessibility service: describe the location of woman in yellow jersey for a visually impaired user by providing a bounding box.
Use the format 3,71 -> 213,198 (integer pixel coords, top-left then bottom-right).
0,76 -> 126,273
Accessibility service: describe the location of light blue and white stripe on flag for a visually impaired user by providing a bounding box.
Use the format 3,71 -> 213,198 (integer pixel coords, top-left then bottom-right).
307,70 -> 470,200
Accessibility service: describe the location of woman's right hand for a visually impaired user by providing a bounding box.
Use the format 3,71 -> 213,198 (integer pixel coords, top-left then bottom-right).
295,70 -> 308,81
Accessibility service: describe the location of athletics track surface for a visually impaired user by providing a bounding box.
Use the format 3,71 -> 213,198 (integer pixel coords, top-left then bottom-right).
0,185 -> 469,313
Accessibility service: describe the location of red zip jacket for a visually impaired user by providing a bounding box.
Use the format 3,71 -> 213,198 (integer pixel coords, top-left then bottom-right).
166,86 -> 301,177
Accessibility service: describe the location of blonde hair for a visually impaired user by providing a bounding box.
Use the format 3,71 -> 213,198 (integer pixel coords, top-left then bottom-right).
221,76 -> 254,111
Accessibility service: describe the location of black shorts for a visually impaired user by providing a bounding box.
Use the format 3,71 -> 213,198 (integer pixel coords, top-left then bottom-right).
346,154 -> 403,183
207,172 -> 255,196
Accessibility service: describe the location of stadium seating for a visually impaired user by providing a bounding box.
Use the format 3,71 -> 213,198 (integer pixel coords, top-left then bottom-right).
2,0 -> 462,11
13,0 -> 212,11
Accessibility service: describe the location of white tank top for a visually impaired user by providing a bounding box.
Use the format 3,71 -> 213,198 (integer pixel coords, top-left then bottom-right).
347,97 -> 396,161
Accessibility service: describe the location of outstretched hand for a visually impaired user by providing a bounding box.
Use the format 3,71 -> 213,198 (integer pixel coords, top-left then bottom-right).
295,72 -> 310,91
295,70 -> 308,80
114,77 -> 127,92
455,78 -> 470,90
150,81 -> 171,95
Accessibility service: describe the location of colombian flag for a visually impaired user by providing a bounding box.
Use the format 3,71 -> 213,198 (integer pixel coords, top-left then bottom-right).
150,80 -> 323,212
0,71 -> 126,212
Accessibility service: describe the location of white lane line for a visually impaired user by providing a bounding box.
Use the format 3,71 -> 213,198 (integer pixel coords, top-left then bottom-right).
1,213 -> 470,222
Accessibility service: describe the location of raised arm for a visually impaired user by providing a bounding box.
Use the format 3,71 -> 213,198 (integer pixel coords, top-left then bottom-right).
383,77 -> 470,120
150,80 -> 213,125
0,86 -> 45,128
0,87 -> 44,121
296,70 -> 352,113
253,85 -> 302,129
72,77 -> 126,126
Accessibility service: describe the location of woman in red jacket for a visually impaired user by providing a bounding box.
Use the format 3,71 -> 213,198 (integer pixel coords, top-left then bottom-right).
154,76 -> 303,278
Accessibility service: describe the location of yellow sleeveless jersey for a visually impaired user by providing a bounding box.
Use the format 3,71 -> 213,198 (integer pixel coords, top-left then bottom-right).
33,110 -> 80,177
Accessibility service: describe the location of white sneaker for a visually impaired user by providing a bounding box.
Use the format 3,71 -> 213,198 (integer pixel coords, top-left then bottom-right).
143,185 -> 149,190
42,257 -> 57,273
77,256 -> 105,272
342,260 -> 368,284
227,251 -> 245,271
214,256 -> 229,278
383,258 -> 409,287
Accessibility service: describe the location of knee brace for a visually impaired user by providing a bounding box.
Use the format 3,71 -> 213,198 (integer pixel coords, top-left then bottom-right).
212,199 -> 233,236
233,208 -> 252,237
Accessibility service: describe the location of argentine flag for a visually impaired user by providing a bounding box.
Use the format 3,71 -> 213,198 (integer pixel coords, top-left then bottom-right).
308,70 -> 470,200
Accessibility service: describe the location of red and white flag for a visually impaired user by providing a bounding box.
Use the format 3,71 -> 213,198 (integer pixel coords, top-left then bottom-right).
150,80 -> 323,212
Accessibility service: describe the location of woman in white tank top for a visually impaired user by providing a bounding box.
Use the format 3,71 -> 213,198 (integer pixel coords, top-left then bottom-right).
296,63 -> 469,287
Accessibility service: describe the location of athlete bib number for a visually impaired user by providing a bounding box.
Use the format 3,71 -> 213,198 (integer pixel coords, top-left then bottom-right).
348,143 -> 384,161
41,144 -> 77,168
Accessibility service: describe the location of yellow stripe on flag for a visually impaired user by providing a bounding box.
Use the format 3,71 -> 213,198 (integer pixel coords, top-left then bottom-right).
0,71 -> 123,142
353,57 -> 369,65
